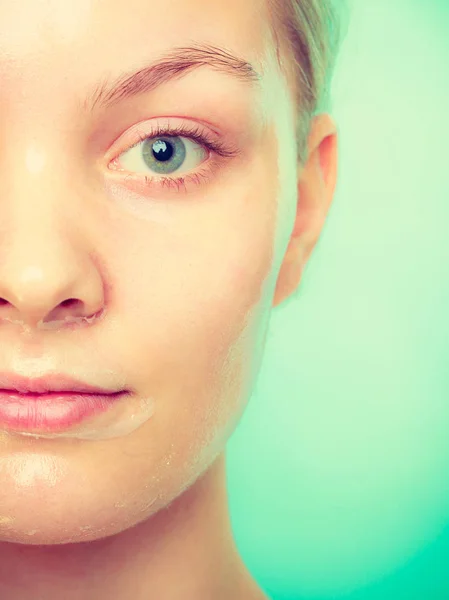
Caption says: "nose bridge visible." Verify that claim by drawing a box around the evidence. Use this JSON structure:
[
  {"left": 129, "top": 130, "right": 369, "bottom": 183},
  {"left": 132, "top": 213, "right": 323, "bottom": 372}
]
[
  {"left": 0, "top": 132, "right": 106, "bottom": 331},
  {"left": 0, "top": 137, "right": 81, "bottom": 260}
]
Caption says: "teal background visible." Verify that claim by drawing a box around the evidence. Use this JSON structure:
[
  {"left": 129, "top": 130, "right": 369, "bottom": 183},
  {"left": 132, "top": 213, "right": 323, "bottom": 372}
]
[{"left": 226, "top": 0, "right": 449, "bottom": 598}]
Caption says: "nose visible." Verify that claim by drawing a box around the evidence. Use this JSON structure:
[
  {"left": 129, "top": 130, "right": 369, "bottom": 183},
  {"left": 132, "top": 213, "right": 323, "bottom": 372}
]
[{"left": 0, "top": 206, "right": 106, "bottom": 333}]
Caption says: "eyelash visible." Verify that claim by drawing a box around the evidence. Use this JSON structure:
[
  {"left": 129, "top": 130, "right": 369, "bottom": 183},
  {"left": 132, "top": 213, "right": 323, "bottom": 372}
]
[{"left": 110, "top": 122, "right": 239, "bottom": 193}]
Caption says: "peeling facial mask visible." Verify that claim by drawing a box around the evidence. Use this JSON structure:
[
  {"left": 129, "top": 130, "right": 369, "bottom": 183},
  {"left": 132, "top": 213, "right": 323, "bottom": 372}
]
[
  {"left": 0, "top": 312, "right": 156, "bottom": 442},
  {"left": 4, "top": 393, "right": 155, "bottom": 442}
]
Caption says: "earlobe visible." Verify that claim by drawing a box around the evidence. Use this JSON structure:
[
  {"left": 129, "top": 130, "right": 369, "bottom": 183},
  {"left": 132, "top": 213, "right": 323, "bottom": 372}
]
[{"left": 272, "top": 114, "right": 338, "bottom": 308}]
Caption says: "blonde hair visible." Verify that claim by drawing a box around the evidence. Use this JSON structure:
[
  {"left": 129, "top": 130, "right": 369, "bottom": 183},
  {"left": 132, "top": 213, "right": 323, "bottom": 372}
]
[{"left": 269, "top": 0, "right": 346, "bottom": 164}]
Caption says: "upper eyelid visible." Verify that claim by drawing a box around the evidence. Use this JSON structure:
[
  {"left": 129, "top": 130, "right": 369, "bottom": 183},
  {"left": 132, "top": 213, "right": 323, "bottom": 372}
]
[
  {"left": 126, "top": 128, "right": 208, "bottom": 152},
  {"left": 106, "top": 119, "right": 213, "bottom": 158}
]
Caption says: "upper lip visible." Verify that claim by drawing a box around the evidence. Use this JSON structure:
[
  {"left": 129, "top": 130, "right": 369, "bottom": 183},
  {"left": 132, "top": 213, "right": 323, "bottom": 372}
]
[{"left": 0, "top": 373, "right": 123, "bottom": 395}]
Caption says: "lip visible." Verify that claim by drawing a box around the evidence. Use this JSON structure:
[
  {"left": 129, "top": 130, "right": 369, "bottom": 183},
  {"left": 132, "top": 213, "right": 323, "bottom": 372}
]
[
  {"left": 0, "top": 372, "right": 121, "bottom": 395},
  {"left": 0, "top": 372, "right": 127, "bottom": 433}
]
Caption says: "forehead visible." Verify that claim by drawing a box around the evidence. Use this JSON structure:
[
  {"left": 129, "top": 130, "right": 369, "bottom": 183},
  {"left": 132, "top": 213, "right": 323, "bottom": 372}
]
[{"left": 0, "top": 0, "right": 274, "bottom": 74}]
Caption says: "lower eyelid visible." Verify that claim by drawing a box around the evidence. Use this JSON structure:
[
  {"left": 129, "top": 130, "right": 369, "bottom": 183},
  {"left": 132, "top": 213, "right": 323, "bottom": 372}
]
[{"left": 113, "top": 160, "right": 218, "bottom": 195}]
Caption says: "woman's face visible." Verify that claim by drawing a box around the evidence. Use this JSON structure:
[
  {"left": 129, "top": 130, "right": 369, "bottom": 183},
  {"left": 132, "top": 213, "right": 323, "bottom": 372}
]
[{"left": 0, "top": 0, "right": 305, "bottom": 544}]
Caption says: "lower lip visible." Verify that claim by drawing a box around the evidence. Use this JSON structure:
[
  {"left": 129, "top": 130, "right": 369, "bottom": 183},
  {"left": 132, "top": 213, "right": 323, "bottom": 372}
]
[{"left": 0, "top": 390, "right": 126, "bottom": 433}]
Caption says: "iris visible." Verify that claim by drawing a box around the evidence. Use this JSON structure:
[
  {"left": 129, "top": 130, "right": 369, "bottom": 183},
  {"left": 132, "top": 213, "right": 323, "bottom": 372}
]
[{"left": 142, "top": 136, "right": 186, "bottom": 174}]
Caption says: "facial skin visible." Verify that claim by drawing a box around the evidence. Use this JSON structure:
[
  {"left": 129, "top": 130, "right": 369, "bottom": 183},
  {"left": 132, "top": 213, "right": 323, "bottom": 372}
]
[{"left": 0, "top": 0, "right": 337, "bottom": 598}]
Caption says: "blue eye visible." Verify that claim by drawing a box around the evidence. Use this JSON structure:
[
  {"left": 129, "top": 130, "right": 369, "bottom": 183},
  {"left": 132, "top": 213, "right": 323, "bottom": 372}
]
[
  {"left": 118, "top": 134, "right": 208, "bottom": 177},
  {"left": 108, "top": 122, "right": 241, "bottom": 194},
  {"left": 142, "top": 136, "right": 186, "bottom": 174}
]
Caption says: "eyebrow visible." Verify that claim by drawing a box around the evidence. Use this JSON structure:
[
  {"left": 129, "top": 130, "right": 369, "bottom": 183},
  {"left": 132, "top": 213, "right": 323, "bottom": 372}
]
[{"left": 82, "top": 43, "right": 262, "bottom": 113}]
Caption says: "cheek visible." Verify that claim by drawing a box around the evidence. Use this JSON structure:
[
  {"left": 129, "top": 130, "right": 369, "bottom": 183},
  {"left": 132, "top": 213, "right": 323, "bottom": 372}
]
[
  {"left": 116, "top": 201, "right": 274, "bottom": 389},
  {"left": 106, "top": 176, "right": 277, "bottom": 453}
]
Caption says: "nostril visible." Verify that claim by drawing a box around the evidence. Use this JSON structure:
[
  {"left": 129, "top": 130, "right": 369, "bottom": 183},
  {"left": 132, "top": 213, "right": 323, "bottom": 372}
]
[{"left": 60, "top": 299, "right": 78, "bottom": 308}]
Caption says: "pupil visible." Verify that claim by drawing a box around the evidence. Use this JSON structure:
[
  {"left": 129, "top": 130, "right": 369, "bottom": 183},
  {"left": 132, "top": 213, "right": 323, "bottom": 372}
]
[{"left": 152, "top": 139, "right": 174, "bottom": 162}]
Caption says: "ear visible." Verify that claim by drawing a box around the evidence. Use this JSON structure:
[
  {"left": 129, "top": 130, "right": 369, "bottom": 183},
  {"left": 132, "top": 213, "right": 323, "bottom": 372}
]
[{"left": 272, "top": 113, "right": 338, "bottom": 308}]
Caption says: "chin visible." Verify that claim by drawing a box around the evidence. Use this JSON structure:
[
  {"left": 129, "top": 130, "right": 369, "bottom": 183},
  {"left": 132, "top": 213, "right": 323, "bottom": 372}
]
[
  {"left": 0, "top": 459, "right": 151, "bottom": 546},
  {"left": 0, "top": 449, "right": 203, "bottom": 547},
  {"left": 0, "top": 491, "right": 136, "bottom": 546}
]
